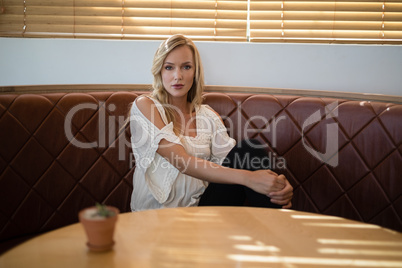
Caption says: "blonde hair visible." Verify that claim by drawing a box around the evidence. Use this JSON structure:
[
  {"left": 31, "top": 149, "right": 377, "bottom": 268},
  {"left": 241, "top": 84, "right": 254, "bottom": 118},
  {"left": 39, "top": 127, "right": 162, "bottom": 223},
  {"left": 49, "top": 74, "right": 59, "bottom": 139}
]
[{"left": 151, "top": 34, "right": 205, "bottom": 134}]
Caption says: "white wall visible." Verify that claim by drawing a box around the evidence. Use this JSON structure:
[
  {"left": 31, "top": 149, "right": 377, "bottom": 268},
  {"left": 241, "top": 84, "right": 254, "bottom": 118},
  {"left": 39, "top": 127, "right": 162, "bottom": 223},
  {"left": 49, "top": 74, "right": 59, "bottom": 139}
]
[{"left": 1, "top": 38, "right": 401, "bottom": 96}]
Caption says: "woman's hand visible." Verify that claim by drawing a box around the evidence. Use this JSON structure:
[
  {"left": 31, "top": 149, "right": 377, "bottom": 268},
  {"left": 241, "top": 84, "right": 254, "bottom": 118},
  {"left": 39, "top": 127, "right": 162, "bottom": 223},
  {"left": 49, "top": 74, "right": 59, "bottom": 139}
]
[
  {"left": 246, "top": 171, "right": 293, "bottom": 209},
  {"left": 268, "top": 175, "right": 293, "bottom": 209},
  {"left": 246, "top": 170, "right": 286, "bottom": 195}
]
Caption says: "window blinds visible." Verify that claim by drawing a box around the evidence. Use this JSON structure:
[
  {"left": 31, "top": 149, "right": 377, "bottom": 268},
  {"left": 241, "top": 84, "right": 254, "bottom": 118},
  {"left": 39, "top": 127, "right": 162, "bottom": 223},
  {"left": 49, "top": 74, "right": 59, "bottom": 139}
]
[
  {"left": 0, "top": 0, "right": 248, "bottom": 41},
  {"left": 250, "top": 1, "right": 402, "bottom": 43},
  {"left": 0, "top": 0, "right": 401, "bottom": 43}
]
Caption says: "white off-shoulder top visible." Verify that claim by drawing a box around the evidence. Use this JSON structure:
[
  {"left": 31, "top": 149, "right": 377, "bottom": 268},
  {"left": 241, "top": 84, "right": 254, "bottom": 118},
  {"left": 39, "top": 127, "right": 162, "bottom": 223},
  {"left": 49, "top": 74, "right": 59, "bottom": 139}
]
[{"left": 129, "top": 96, "right": 236, "bottom": 211}]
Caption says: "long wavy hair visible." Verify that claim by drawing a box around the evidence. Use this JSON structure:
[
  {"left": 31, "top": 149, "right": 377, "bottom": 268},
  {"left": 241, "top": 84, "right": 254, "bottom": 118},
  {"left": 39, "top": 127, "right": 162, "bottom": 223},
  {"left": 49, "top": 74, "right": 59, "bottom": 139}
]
[{"left": 151, "top": 34, "right": 205, "bottom": 134}]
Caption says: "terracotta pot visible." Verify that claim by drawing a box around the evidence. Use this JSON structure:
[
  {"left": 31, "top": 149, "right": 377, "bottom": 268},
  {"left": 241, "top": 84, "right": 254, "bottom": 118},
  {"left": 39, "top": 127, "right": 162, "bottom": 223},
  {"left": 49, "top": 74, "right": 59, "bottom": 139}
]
[{"left": 79, "top": 206, "right": 119, "bottom": 252}]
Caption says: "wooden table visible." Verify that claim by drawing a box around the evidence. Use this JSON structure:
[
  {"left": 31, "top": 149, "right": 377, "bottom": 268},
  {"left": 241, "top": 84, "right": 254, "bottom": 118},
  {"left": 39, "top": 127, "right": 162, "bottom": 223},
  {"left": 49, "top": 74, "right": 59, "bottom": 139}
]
[{"left": 1, "top": 206, "right": 402, "bottom": 268}]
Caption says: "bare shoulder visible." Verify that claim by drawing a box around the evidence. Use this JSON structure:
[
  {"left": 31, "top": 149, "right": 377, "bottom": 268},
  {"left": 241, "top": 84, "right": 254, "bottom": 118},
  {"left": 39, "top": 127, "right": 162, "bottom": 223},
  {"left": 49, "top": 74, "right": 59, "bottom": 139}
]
[
  {"left": 135, "top": 95, "right": 154, "bottom": 109},
  {"left": 134, "top": 95, "right": 166, "bottom": 129}
]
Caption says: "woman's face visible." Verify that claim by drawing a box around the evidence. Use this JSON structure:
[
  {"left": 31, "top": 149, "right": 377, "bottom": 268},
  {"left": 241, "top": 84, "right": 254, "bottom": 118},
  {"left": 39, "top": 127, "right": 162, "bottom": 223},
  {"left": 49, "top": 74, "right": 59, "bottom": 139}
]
[{"left": 161, "top": 45, "right": 195, "bottom": 101}]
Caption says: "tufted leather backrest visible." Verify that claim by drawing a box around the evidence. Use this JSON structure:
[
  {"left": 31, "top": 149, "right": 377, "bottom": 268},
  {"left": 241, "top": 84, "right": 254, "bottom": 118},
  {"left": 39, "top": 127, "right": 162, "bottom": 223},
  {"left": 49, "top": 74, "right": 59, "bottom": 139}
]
[
  {"left": 204, "top": 92, "right": 402, "bottom": 232},
  {"left": 0, "top": 91, "right": 401, "bottom": 244},
  {"left": 0, "top": 92, "right": 138, "bottom": 242}
]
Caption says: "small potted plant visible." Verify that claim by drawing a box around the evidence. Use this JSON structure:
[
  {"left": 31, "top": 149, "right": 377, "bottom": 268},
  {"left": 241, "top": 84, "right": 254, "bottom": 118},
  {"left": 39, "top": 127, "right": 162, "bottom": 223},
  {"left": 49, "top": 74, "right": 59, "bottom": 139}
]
[{"left": 79, "top": 203, "right": 119, "bottom": 252}]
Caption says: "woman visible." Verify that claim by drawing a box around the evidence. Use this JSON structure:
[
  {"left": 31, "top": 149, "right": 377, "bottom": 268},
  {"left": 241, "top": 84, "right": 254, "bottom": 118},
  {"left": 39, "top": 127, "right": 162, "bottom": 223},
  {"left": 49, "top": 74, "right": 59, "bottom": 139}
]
[{"left": 130, "top": 34, "right": 293, "bottom": 211}]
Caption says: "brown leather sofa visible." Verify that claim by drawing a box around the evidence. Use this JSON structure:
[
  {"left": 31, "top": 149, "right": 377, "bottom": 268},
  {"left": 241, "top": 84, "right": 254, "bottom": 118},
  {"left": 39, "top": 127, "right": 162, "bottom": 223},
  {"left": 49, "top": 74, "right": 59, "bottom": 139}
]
[{"left": 1, "top": 89, "right": 401, "bottom": 254}]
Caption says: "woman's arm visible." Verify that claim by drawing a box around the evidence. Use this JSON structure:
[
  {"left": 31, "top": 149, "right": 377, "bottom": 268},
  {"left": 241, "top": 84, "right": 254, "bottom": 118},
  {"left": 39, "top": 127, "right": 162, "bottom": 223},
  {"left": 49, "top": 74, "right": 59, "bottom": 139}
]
[
  {"left": 158, "top": 137, "right": 286, "bottom": 194},
  {"left": 135, "top": 96, "right": 292, "bottom": 200}
]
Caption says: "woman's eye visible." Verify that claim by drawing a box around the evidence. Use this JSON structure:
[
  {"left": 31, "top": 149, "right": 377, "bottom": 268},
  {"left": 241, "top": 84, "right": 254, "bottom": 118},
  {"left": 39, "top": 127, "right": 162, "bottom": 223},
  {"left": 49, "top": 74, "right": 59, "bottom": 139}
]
[
  {"left": 183, "top": 65, "right": 192, "bottom": 70},
  {"left": 164, "top": 65, "right": 173, "bottom": 70}
]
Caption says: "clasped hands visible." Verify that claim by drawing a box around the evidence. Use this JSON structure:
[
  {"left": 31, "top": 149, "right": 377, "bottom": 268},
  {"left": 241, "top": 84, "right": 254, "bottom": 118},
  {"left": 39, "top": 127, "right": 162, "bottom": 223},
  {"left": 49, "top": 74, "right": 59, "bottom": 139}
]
[{"left": 248, "top": 169, "right": 293, "bottom": 209}]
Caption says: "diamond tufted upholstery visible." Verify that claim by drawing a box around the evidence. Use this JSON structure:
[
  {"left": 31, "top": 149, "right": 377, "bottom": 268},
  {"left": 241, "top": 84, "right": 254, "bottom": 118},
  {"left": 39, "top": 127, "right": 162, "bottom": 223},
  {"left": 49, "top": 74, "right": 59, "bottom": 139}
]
[{"left": 0, "top": 90, "right": 401, "bottom": 253}]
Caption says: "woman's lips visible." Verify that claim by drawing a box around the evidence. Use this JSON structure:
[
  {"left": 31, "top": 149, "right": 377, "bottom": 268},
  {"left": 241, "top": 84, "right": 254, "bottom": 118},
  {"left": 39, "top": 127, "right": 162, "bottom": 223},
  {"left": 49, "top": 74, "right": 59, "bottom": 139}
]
[{"left": 172, "top": 84, "right": 184, "bottom": 89}]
